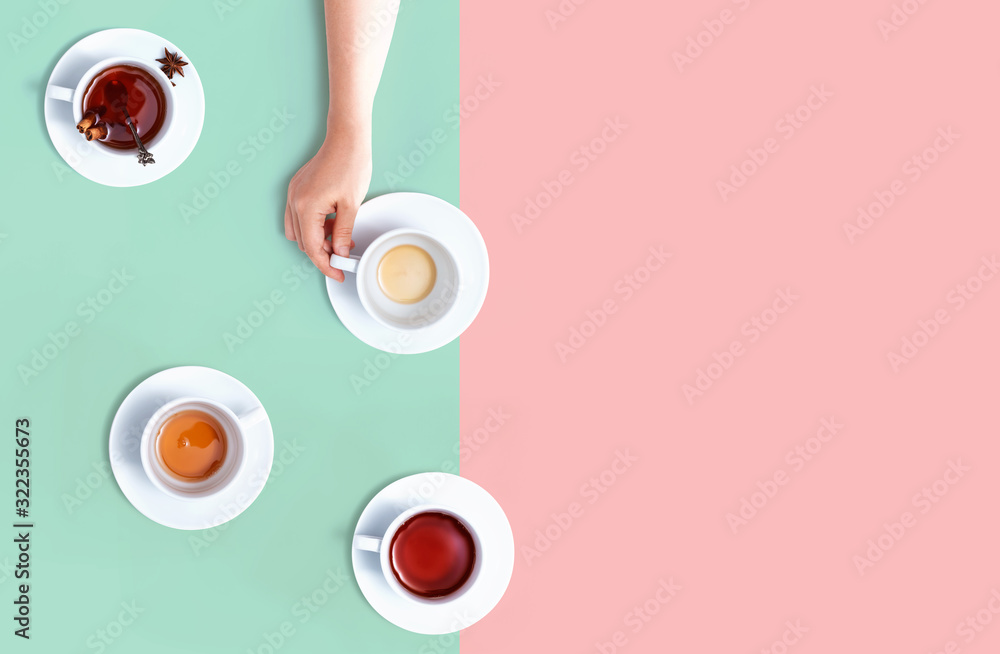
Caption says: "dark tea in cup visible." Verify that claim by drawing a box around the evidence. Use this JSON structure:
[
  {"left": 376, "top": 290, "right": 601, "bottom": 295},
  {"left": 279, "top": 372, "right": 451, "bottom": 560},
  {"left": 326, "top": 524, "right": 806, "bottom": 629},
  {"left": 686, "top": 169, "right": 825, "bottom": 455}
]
[
  {"left": 81, "top": 64, "right": 167, "bottom": 150},
  {"left": 388, "top": 511, "right": 476, "bottom": 598}
]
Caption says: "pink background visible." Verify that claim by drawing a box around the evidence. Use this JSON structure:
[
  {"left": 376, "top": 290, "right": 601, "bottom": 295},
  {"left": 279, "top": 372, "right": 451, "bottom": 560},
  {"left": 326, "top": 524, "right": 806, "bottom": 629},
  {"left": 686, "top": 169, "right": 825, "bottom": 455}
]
[{"left": 460, "top": 1, "right": 1000, "bottom": 652}]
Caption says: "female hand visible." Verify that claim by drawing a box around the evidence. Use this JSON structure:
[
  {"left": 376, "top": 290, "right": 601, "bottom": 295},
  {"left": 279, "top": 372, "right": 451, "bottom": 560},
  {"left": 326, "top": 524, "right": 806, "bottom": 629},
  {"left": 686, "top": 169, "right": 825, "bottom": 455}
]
[{"left": 284, "top": 123, "right": 372, "bottom": 281}]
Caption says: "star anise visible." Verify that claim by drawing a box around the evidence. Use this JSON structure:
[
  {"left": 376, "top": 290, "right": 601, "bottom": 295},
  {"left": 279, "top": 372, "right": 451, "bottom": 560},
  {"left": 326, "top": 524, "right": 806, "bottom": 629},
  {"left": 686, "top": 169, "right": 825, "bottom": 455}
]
[{"left": 156, "top": 48, "right": 188, "bottom": 84}]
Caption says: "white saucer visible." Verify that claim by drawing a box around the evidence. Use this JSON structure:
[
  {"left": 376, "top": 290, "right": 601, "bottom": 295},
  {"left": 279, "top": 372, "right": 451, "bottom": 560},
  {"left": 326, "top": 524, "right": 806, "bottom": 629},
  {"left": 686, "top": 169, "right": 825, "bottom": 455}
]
[
  {"left": 44, "top": 28, "right": 205, "bottom": 187},
  {"left": 326, "top": 193, "right": 489, "bottom": 354},
  {"left": 109, "top": 366, "right": 274, "bottom": 530},
  {"left": 352, "top": 473, "right": 514, "bottom": 634}
]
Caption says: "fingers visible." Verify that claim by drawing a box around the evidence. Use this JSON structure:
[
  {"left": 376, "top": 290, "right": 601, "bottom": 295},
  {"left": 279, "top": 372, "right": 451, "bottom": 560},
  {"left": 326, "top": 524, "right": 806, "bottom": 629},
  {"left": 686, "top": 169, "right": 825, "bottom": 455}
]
[
  {"left": 323, "top": 217, "right": 334, "bottom": 251},
  {"left": 290, "top": 204, "right": 304, "bottom": 251},
  {"left": 322, "top": 221, "right": 355, "bottom": 250},
  {"left": 331, "top": 202, "right": 359, "bottom": 257},
  {"left": 285, "top": 172, "right": 304, "bottom": 249},
  {"left": 301, "top": 212, "right": 344, "bottom": 282},
  {"left": 321, "top": 234, "right": 354, "bottom": 255},
  {"left": 283, "top": 200, "right": 295, "bottom": 241},
  {"left": 321, "top": 238, "right": 353, "bottom": 256}
]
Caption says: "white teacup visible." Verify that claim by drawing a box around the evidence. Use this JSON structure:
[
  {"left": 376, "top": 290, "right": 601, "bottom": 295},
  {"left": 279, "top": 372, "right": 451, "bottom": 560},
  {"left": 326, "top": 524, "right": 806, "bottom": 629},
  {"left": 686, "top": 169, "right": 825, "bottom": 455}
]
[
  {"left": 46, "top": 56, "right": 175, "bottom": 158},
  {"left": 139, "top": 397, "right": 264, "bottom": 501},
  {"left": 330, "top": 229, "right": 460, "bottom": 331},
  {"left": 354, "top": 504, "right": 483, "bottom": 605}
]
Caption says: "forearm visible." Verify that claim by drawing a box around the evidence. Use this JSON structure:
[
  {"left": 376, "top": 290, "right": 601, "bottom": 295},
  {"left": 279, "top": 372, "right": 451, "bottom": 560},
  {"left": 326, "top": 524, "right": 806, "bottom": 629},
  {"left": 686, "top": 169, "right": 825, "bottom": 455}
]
[{"left": 324, "top": 0, "right": 398, "bottom": 137}]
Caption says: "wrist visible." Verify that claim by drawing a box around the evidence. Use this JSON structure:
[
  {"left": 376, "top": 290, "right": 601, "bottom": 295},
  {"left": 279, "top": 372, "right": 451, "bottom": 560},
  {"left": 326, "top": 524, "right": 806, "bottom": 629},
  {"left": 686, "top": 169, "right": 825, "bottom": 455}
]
[{"left": 327, "top": 104, "right": 372, "bottom": 140}]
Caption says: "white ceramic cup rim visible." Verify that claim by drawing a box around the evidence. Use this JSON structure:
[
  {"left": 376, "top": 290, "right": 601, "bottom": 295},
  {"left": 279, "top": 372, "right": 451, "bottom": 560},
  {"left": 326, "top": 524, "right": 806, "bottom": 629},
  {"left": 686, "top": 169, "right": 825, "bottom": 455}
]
[
  {"left": 330, "top": 228, "right": 461, "bottom": 332},
  {"left": 355, "top": 504, "right": 483, "bottom": 606},
  {"left": 139, "top": 397, "right": 253, "bottom": 501},
  {"left": 47, "top": 55, "right": 175, "bottom": 157}
]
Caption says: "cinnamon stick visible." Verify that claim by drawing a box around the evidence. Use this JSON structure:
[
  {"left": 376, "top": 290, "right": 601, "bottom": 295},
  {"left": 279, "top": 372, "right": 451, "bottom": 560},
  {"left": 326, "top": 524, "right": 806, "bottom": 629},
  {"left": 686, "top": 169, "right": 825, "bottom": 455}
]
[
  {"left": 84, "top": 123, "right": 108, "bottom": 141},
  {"left": 77, "top": 110, "right": 99, "bottom": 133}
]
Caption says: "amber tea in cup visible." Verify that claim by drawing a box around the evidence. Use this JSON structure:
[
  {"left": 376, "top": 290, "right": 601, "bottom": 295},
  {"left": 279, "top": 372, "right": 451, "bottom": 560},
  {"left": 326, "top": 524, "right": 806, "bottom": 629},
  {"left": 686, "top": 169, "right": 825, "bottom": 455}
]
[{"left": 155, "top": 409, "right": 227, "bottom": 482}]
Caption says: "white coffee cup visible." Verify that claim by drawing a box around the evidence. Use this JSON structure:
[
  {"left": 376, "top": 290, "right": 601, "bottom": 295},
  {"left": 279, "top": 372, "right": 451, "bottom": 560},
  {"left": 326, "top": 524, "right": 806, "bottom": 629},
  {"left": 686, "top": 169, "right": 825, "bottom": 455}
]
[
  {"left": 46, "top": 56, "right": 175, "bottom": 158},
  {"left": 354, "top": 504, "right": 483, "bottom": 605},
  {"left": 330, "top": 228, "right": 460, "bottom": 331},
  {"left": 139, "top": 397, "right": 265, "bottom": 501}
]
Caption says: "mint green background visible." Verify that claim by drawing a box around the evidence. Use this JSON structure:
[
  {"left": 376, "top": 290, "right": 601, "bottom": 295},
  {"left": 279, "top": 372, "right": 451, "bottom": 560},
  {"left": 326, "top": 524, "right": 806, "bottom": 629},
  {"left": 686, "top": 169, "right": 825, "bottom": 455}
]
[{"left": 0, "top": 2, "right": 458, "bottom": 652}]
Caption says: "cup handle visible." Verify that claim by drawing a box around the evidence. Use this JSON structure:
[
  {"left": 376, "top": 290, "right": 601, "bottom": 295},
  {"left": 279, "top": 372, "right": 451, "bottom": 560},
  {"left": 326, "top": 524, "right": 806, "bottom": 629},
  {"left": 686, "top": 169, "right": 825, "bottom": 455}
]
[
  {"left": 353, "top": 535, "right": 382, "bottom": 552},
  {"left": 237, "top": 406, "right": 268, "bottom": 430},
  {"left": 46, "top": 85, "right": 73, "bottom": 102},
  {"left": 330, "top": 253, "right": 361, "bottom": 274}
]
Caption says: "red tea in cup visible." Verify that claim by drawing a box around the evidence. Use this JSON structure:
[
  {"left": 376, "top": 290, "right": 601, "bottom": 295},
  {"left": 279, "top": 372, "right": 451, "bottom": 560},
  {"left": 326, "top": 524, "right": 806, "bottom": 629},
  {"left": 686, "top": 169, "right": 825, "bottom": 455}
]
[
  {"left": 388, "top": 511, "right": 476, "bottom": 598},
  {"left": 81, "top": 65, "right": 167, "bottom": 150}
]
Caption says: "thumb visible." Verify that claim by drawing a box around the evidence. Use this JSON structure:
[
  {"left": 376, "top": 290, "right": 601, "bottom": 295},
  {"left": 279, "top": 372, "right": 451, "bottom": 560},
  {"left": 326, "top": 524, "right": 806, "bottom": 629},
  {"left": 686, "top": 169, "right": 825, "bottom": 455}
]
[{"left": 332, "top": 202, "right": 359, "bottom": 257}]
